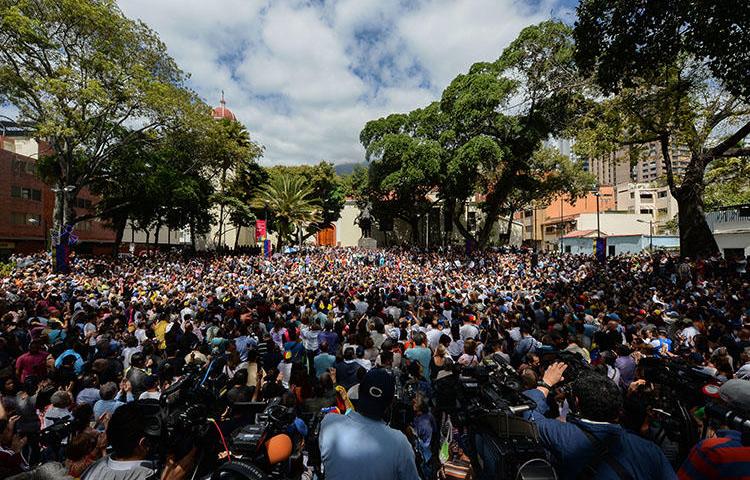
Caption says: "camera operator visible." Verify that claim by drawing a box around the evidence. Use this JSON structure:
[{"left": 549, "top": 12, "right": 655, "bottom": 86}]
[
  {"left": 524, "top": 362, "right": 675, "bottom": 480},
  {"left": 81, "top": 402, "right": 196, "bottom": 480},
  {"left": 677, "top": 379, "right": 750, "bottom": 479},
  {"left": 319, "top": 368, "right": 420, "bottom": 480}
]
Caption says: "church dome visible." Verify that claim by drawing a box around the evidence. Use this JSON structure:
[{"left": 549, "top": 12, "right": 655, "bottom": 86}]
[{"left": 212, "top": 91, "right": 236, "bottom": 121}]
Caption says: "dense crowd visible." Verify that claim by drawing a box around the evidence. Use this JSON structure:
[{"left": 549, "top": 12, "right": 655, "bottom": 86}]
[{"left": 0, "top": 247, "right": 748, "bottom": 480}]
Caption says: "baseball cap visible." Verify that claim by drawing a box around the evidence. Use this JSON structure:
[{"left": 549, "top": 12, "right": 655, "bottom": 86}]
[
  {"left": 357, "top": 368, "right": 396, "bottom": 420},
  {"left": 719, "top": 379, "right": 750, "bottom": 411}
]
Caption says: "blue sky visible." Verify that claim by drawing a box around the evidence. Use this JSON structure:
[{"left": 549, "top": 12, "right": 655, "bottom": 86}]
[{"left": 14, "top": 0, "right": 579, "bottom": 165}]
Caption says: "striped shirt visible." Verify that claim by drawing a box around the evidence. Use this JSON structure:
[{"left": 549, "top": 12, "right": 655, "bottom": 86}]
[{"left": 678, "top": 430, "right": 750, "bottom": 480}]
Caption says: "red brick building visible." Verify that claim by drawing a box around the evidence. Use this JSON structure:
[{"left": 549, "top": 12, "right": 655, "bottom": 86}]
[{"left": 0, "top": 125, "right": 115, "bottom": 257}]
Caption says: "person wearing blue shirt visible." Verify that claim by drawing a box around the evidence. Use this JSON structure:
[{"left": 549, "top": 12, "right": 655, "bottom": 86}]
[
  {"left": 55, "top": 341, "right": 84, "bottom": 375},
  {"left": 314, "top": 343, "right": 336, "bottom": 378},
  {"left": 319, "top": 368, "right": 419, "bottom": 480},
  {"left": 523, "top": 362, "right": 676, "bottom": 480},
  {"left": 404, "top": 332, "right": 432, "bottom": 379}
]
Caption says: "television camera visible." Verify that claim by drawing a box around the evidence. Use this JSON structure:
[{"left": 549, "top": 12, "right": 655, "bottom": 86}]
[{"left": 435, "top": 353, "right": 556, "bottom": 480}]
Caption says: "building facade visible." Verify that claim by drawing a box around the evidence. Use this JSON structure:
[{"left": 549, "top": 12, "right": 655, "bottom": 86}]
[
  {"left": 705, "top": 204, "right": 750, "bottom": 259},
  {"left": 615, "top": 182, "right": 678, "bottom": 233},
  {"left": 0, "top": 125, "right": 115, "bottom": 258},
  {"left": 517, "top": 187, "right": 617, "bottom": 251}
]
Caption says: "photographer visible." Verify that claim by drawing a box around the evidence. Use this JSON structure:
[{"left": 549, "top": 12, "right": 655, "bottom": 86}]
[
  {"left": 524, "top": 362, "right": 675, "bottom": 480},
  {"left": 677, "top": 379, "right": 750, "bottom": 479},
  {"left": 81, "top": 402, "right": 196, "bottom": 480},
  {"left": 319, "top": 368, "right": 420, "bottom": 480}
]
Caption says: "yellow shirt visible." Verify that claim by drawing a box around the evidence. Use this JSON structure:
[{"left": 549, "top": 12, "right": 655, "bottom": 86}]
[{"left": 154, "top": 320, "right": 168, "bottom": 350}]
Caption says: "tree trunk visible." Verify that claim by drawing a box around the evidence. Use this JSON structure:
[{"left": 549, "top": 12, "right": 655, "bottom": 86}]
[
  {"left": 145, "top": 230, "right": 151, "bottom": 255},
  {"left": 189, "top": 219, "right": 196, "bottom": 252},
  {"left": 153, "top": 223, "right": 161, "bottom": 254},
  {"left": 410, "top": 217, "right": 420, "bottom": 243},
  {"left": 443, "top": 199, "right": 455, "bottom": 246},
  {"left": 673, "top": 184, "right": 719, "bottom": 258},
  {"left": 503, "top": 206, "right": 516, "bottom": 245},
  {"left": 234, "top": 226, "right": 241, "bottom": 250},
  {"left": 217, "top": 168, "right": 228, "bottom": 248},
  {"left": 112, "top": 216, "right": 127, "bottom": 258},
  {"left": 452, "top": 201, "right": 476, "bottom": 244},
  {"left": 477, "top": 201, "right": 502, "bottom": 249}
]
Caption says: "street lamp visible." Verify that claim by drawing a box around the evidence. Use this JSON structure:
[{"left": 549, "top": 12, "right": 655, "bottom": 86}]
[
  {"left": 591, "top": 189, "right": 602, "bottom": 240},
  {"left": 637, "top": 218, "right": 654, "bottom": 252}
]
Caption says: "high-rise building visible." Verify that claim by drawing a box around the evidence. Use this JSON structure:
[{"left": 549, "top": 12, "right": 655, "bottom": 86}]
[
  {"left": 633, "top": 142, "right": 691, "bottom": 183},
  {"left": 587, "top": 149, "right": 631, "bottom": 186}
]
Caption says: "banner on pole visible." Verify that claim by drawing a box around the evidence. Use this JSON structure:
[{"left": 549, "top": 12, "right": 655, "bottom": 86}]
[{"left": 255, "top": 220, "right": 266, "bottom": 240}]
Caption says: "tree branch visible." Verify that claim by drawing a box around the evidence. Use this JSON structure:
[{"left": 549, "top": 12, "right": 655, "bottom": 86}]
[
  {"left": 710, "top": 119, "right": 750, "bottom": 157},
  {"left": 659, "top": 134, "right": 677, "bottom": 193},
  {"left": 719, "top": 148, "right": 750, "bottom": 157}
]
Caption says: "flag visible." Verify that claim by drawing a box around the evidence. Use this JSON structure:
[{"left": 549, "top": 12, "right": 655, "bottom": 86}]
[{"left": 255, "top": 220, "right": 266, "bottom": 240}]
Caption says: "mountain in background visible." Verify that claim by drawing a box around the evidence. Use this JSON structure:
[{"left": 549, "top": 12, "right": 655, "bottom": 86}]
[{"left": 335, "top": 162, "right": 366, "bottom": 176}]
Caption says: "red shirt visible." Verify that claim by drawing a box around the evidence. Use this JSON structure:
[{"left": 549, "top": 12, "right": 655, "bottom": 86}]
[{"left": 15, "top": 351, "right": 48, "bottom": 382}]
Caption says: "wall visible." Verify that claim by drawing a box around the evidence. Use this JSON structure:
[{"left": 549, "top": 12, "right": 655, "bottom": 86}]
[
  {"left": 714, "top": 233, "right": 750, "bottom": 257},
  {"left": 333, "top": 199, "right": 523, "bottom": 248},
  {"left": 562, "top": 234, "right": 679, "bottom": 256},
  {"left": 576, "top": 213, "right": 651, "bottom": 235}
]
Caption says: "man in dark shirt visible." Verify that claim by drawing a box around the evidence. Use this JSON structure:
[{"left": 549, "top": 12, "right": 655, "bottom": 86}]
[{"left": 334, "top": 347, "right": 361, "bottom": 390}]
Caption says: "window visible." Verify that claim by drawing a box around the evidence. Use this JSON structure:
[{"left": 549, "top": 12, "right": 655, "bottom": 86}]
[
  {"left": 10, "top": 160, "right": 36, "bottom": 176},
  {"left": 545, "top": 226, "right": 557, "bottom": 234},
  {"left": 77, "top": 220, "right": 92, "bottom": 231},
  {"left": 640, "top": 193, "right": 654, "bottom": 201},
  {"left": 608, "top": 245, "right": 616, "bottom": 256},
  {"left": 658, "top": 191, "right": 668, "bottom": 198},
  {"left": 10, "top": 212, "right": 40, "bottom": 225},
  {"left": 564, "top": 245, "right": 572, "bottom": 253},
  {"left": 525, "top": 225, "right": 533, "bottom": 233},
  {"left": 10, "top": 212, "right": 26, "bottom": 225},
  {"left": 657, "top": 208, "right": 668, "bottom": 216},
  {"left": 640, "top": 208, "right": 652, "bottom": 215},
  {"left": 11, "top": 185, "right": 41, "bottom": 201},
  {"left": 75, "top": 198, "right": 93, "bottom": 209},
  {"left": 524, "top": 210, "right": 533, "bottom": 217},
  {"left": 724, "top": 248, "right": 745, "bottom": 260},
  {"left": 630, "top": 192, "right": 634, "bottom": 199}
]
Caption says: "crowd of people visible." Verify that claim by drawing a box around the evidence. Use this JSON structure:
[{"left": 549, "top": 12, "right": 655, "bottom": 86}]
[{"left": 0, "top": 246, "right": 748, "bottom": 480}]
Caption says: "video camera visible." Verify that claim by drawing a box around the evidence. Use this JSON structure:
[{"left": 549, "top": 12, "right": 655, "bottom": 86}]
[
  {"left": 435, "top": 353, "right": 555, "bottom": 480},
  {"left": 635, "top": 357, "right": 721, "bottom": 463},
  {"left": 212, "top": 399, "right": 303, "bottom": 480},
  {"left": 135, "top": 357, "right": 230, "bottom": 473}
]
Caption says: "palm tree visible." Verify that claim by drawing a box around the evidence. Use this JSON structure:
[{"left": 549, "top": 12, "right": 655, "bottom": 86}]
[{"left": 252, "top": 173, "right": 322, "bottom": 249}]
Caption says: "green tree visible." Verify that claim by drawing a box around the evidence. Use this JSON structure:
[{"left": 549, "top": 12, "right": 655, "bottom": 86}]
[
  {"left": 251, "top": 174, "right": 321, "bottom": 249},
  {"left": 224, "top": 159, "right": 268, "bottom": 248},
  {"left": 206, "top": 120, "right": 264, "bottom": 247},
  {"left": 574, "top": 0, "right": 750, "bottom": 257},
  {"left": 265, "top": 162, "right": 345, "bottom": 239},
  {"left": 0, "top": 0, "right": 199, "bottom": 237},
  {"left": 704, "top": 156, "right": 750, "bottom": 209},
  {"left": 360, "top": 21, "right": 589, "bottom": 247}
]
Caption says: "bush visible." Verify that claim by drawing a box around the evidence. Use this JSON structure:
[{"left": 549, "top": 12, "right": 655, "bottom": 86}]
[{"left": 0, "top": 262, "right": 14, "bottom": 278}]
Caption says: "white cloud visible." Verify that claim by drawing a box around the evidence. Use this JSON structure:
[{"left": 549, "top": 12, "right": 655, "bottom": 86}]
[{"left": 9, "top": 0, "right": 565, "bottom": 165}]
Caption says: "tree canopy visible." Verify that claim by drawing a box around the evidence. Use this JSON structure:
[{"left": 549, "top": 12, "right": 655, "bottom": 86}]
[
  {"left": 359, "top": 21, "right": 593, "bottom": 247},
  {"left": 0, "top": 0, "right": 202, "bottom": 234},
  {"left": 575, "top": 0, "right": 750, "bottom": 257}
]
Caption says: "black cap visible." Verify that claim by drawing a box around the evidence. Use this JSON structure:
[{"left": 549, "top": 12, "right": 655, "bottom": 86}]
[{"left": 357, "top": 368, "right": 396, "bottom": 420}]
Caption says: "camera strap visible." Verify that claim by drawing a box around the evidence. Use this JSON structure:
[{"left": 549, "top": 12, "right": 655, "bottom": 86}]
[{"left": 573, "top": 420, "right": 634, "bottom": 480}]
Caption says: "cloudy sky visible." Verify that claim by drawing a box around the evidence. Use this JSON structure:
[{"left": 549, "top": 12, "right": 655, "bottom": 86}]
[{"left": 10, "top": 0, "right": 578, "bottom": 165}]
